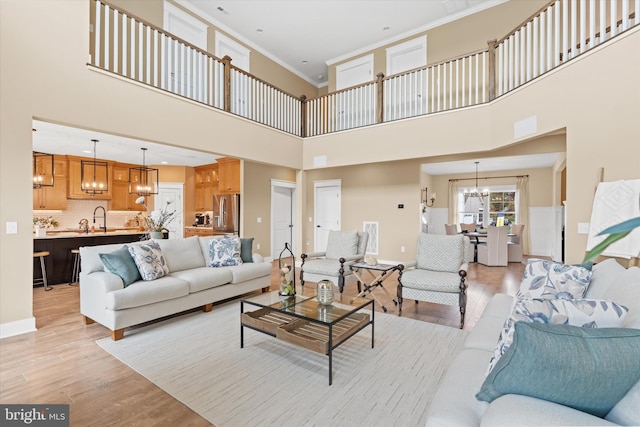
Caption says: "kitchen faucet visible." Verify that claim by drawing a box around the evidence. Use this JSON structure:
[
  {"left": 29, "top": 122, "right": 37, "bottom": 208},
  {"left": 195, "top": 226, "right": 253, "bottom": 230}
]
[{"left": 93, "top": 206, "right": 107, "bottom": 232}]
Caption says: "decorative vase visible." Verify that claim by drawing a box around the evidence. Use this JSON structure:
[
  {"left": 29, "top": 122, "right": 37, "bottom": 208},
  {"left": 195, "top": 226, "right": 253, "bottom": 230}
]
[
  {"left": 150, "top": 231, "right": 163, "bottom": 239},
  {"left": 35, "top": 226, "right": 45, "bottom": 237},
  {"left": 316, "top": 280, "right": 334, "bottom": 305}
]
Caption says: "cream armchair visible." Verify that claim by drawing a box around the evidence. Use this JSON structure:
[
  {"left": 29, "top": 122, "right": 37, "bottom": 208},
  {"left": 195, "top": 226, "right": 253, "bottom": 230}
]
[
  {"left": 300, "top": 230, "right": 369, "bottom": 293},
  {"left": 398, "top": 233, "right": 470, "bottom": 328}
]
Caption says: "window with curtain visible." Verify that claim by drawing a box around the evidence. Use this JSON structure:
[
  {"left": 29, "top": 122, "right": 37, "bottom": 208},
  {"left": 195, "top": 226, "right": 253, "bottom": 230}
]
[{"left": 457, "top": 185, "right": 517, "bottom": 226}]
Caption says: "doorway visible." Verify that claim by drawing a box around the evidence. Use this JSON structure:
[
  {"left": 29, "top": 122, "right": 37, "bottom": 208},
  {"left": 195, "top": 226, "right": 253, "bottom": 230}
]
[
  {"left": 314, "top": 180, "right": 341, "bottom": 252},
  {"left": 271, "top": 180, "right": 296, "bottom": 259},
  {"left": 155, "top": 183, "right": 184, "bottom": 239}
]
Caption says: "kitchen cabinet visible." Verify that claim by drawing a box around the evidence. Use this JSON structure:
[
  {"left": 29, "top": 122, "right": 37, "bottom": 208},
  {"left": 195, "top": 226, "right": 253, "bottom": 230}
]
[
  {"left": 194, "top": 164, "right": 218, "bottom": 211},
  {"left": 33, "top": 155, "right": 68, "bottom": 210},
  {"left": 217, "top": 157, "right": 240, "bottom": 194},
  {"left": 110, "top": 163, "right": 141, "bottom": 210},
  {"left": 184, "top": 227, "right": 215, "bottom": 237},
  {"left": 67, "top": 156, "right": 112, "bottom": 200}
]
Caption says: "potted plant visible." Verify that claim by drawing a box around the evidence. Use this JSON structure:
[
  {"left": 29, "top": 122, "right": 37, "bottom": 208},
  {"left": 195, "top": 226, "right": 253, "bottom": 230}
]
[
  {"left": 33, "top": 216, "right": 59, "bottom": 237},
  {"left": 138, "top": 199, "right": 176, "bottom": 239}
]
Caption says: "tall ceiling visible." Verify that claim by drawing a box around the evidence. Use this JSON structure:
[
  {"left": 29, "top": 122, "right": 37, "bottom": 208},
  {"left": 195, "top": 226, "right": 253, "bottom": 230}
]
[{"left": 179, "top": 0, "right": 506, "bottom": 86}]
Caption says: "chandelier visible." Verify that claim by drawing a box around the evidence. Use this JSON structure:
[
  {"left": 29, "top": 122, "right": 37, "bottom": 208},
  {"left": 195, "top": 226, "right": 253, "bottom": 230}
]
[
  {"left": 129, "top": 148, "right": 159, "bottom": 196},
  {"left": 33, "top": 151, "right": 55, "bottom": 189},
  {"left": 464, "top": 161, "right": 489, "bottom": 199},
  {"left": 81, "top": 139, "right": 109, "bottom": 195}
]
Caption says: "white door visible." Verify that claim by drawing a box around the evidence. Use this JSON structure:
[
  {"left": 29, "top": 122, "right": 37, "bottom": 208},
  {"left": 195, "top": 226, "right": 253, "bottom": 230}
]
[
  {"left": 314, "top": 180, "right": 341, "bottom": 252},
  {"left": 271, "top": 181, "right": 295, "bottom": 258},
  {"left": 155, "top": 183, "right": 184, "bottom": 239}
]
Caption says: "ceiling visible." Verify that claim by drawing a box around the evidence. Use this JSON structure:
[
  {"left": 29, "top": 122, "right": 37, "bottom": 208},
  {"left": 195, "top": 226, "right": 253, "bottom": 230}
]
[
  {"left": 32, "top": 121, "right": 220, "bottom": 167},
  {"left": 421, "top": 153, "right": 561, "bottom": 176},
  {"left": 179, "top": 0, "right": 506, "bottom": 87}
]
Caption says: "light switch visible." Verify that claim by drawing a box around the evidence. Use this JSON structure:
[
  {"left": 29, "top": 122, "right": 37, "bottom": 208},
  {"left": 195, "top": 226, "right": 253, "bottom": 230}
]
[
  {"left": 6, "top": 221, "right": 18, "bottom": 234},
  {"left": 257, "top": 217, "right": 262, "bottom": 223}
]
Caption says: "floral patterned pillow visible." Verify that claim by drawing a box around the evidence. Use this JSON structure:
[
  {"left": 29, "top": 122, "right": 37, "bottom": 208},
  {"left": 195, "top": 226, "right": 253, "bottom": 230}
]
[
  {"left": 486, "top": 298, "right": 628, "bottom": 375},
  {"left": 517, "top": 260, "right": 592, "bottom": 300},
  {"left": 209, "top": 236, "right": 243, "bottom": 267},
  {"left": 128, "top": 241, "right": 170, "bottom": 281}
]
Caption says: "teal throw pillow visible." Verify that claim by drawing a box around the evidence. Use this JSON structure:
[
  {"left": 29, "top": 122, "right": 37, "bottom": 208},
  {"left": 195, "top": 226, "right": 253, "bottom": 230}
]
[
  {"left": 99, "top": 245, "right": 141, "bottom": 287},
  {"left": 240, "top": 237, "right": 254, "bottom": 263},
  {"left": 476, "top": 322, "right": 640, "bottom": 418}
]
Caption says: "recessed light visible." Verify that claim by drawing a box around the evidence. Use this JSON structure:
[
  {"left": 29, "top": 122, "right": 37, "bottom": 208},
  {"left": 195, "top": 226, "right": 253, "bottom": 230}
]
[
  {"left": 301, "top": 60, "right": 308, "bottom": 64},
  {"left": 82, "top": 150, "right": 92, "bottom": 154},
  {"left": 161, "top": 161, "right": 168, "bottom": 165},
  {"left": 383, "top": 26, "right": 390, "bottom": 31},
  {"left": 256, "top": 28, "right": 263, "bottom": 33}
]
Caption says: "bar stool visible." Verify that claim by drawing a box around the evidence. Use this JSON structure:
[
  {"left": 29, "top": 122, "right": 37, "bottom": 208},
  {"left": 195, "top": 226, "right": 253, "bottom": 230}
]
[
  {"left": 33, "top": 251, "right": 51, "bottom": 291},
  {"left": 70, "top": 248, "right": 80, "bottom": 285}
]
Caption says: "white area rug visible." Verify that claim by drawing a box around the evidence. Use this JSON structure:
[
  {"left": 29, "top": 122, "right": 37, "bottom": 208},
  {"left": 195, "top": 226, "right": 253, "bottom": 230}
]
[{"left": 97, "top": 302, "right": 467, "bottom": 427}]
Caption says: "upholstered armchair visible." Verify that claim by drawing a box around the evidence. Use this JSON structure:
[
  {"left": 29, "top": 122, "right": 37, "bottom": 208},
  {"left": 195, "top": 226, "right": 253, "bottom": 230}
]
[
  {"left": 398, "top": 233, "right": 470, "bottom": 328},
  {"left": 300, "top": 230, "right": 369, "bottom": 293},
  {"left": 507, "top": 224, "right": 525, "bottom": 262},
  {"left": 477, "top": 225, "right": 508, "bottom": 266}
]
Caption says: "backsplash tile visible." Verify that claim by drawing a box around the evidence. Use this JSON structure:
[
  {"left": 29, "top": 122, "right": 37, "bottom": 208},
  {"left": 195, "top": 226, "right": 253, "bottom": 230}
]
[{"left": 33, "top": 199, "right": 141, "bottom": 230}]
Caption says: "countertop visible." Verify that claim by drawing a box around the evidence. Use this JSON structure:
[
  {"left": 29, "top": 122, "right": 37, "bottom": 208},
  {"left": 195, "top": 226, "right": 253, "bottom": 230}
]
[{"left": 34, "top": 229, "right": 146, "bottom": 239}]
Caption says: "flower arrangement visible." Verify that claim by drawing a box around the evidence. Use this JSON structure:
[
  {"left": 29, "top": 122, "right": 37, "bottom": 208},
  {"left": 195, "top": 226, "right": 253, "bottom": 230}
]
[
  {"left": 138, "top": 199, "right": 176, "bottom": 232},
  {"left": 33, "top": 216, "right": 59, "bottom": 229}
]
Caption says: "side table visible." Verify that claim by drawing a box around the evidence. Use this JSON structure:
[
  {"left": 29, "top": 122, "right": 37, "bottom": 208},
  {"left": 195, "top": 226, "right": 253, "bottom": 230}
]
[{"left": 349, "top": 262, "right": 402, "bottom": 312}]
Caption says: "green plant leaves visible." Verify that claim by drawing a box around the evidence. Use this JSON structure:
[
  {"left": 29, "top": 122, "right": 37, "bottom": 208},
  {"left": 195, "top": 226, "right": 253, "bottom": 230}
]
[{"left": 582, "top": 217, "right": 640, "bottom": 263}]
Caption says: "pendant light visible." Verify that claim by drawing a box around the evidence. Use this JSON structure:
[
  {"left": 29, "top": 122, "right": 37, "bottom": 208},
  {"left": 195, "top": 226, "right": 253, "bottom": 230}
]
[
  {"left": 129, "top": 148, "right": 159, "bottom": 196},
  {"left": 464, "top": 161, "right": 489, "bottom": 198},
  {"left": 33, "top": 151, "right": 55, "bottom": 188},
  {"left": 81, "top": 139, "right": 109, "bottom": 195}
]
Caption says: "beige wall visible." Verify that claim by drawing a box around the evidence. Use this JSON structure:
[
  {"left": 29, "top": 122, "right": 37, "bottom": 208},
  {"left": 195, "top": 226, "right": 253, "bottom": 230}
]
[
  {"left": 304, "top": 161, "right": 555, "bottom": 261},
  {"left": 328, "top": 0, "right": 548, "bottom": 92},
  {"left": 242, "top": 161, "right": 297, "bottom": 258}
]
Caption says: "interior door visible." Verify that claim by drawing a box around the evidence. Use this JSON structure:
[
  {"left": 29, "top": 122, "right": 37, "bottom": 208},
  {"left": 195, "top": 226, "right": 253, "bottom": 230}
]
[
  {"left": 155, "top": 183, "right": 184, "bottom": 239},
  {"left": 314, "top": 181, "right": 341, "bottom": 252},
  {"left": 272, "top": 184, "right": 295, "bottom": 258}
]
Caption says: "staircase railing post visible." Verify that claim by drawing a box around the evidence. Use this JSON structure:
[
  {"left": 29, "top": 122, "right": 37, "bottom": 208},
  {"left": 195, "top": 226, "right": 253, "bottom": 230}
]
[
  {"left": 487, "top": 39, "right": 497, "bottom": 101},
  {"left": 300, "top": 95, "right": 307, "bottom": 137},
  {"left": 222, "top": 55, "right": 232, "bottom": 113},
  {"left": 376, "top": 72, "right": 385, "bottom": 124}
]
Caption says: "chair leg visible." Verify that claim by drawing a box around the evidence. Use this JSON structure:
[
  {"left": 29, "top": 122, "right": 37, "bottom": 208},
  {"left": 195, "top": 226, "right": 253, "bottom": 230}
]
[{"left": 397, "top": 285, "right": 403, "bottom": 315}]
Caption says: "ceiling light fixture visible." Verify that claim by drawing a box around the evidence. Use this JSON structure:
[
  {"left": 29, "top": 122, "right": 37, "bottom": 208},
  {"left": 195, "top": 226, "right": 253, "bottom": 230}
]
[
  {"left": 129, "top": 147, "right": 159, "bottom": 196},
  {"left": 33, "top": 151, "right": 55, "bottom": 189},
  {"left": 464, "top": 161, "right": 489, "bottom": 199},
  {"left": 81, "top": 139, "right": 109, "bottom": 195}
]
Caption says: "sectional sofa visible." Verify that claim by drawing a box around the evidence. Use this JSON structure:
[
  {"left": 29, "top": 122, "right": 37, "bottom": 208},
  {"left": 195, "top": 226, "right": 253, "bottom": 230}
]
[
  {"left": 426, "top": 258, "right": 640, "bottom": 426},
  {"left": 80, "top": 236, "right": 272, "bottom": 340}
]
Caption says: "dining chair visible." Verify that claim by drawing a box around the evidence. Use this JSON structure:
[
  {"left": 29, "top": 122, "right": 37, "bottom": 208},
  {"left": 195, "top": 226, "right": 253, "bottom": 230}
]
[
  {"left": 460, "top": 223, "right": 476, "bottom": 233},
  {"left": 477, "top": 225, "right": 508, "bottom": 266},
  {"left": 508, "top": 224, "right": 525, "bottom": 262},
  {"left": 444, "top": 224, "right": 458, "bottom": 235}
]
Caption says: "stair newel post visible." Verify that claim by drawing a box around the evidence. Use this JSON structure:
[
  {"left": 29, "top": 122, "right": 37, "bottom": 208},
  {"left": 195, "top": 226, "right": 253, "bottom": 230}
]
[
  {"left": 222, "top": 55, "right": 232, "bottom": 113},
  {"left": 376, "top": 72, "right": 385, "bottom": 124},
  {"left": 487, "top": 39, "right": 497, "bottom": 101}
]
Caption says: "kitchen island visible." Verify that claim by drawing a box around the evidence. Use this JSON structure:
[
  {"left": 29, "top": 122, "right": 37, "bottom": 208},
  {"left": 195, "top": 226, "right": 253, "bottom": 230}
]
[{"left": 33, "top": 230, "right": 147, "bottom": 286}]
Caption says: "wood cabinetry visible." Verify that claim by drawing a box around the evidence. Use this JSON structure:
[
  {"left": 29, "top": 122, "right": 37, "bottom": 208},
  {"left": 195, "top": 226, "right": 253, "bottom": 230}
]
[
  {"left": 217, "top": 157, "right": 240, "bottom": 194},
  {"left": 110, "top": 163, "right": 141, "bottom": 210},
  {"left": 194, "top": 164, "right": 218, "bottom": 211},
  {"left": 184, "top": 227, "right": 215, "bottom": 237},
  {"left": 33, "top": 155, "right": 68, "bottom": 210},
  {"left": 67, "top": 156, "right": 112, "bottom": 200}
]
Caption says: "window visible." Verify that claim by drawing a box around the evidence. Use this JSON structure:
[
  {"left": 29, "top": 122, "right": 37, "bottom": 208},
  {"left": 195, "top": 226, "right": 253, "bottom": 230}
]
[{"left": 457, "top": 186, "right": 516, "bottom": 226}]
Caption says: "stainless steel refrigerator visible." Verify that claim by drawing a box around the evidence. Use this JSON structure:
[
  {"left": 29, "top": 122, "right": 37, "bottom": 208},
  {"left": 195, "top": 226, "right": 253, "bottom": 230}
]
[{"left": 213, "top": 194, "right": 240, "bottom": 234}]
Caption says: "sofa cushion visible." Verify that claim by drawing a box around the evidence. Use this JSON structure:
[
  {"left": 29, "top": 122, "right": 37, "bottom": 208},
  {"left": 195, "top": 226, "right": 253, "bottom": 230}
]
[
  {"left": 209, "top": 235, "right": 243, "bottom": 267},
  {"left": 517, "top": 260, "right": 592, "bottom": 300},
  {"left": 601, "top": 266, "right": 640, "bottom": 328},
  {"left": 416, "top": 233, "right": 466, "bottom": 272},
  {"left": 325, "top": 230, "right": 358, "bottom": 259},
  {"left": 81, "top": 241, "right": 147, "bottom": 274},
  {"left": 98, "top": 245, "right": 141, "bottom": 287},
  {"left": 156, "top": 236, "right": 206, "bottom": 272},
  {"left": 170, "top": 267, "right": 233, "bottom": 293},
  {"left": 128, "top": 240, "right": 170, "bottom": 280},
  {"left": 487, "top": 298, "right": 629, "bottom": 374},
  {"left": 476, "top": 322, "right": 640, "bottom": 418},
  {"left": 584, "top": 258, "right": 627, "bottom": 299},
  {"left": 464, "top": 294, "right": 514, "bottom": 351},
  {"left": 400, "top": 268, "right": 462, "bottom": 293},
  {"left": 605, "top": 379, "right": 640, "bottom": 425},
  {"left": 240, "top": 237, "right": 254, "bottom": 263},
  {"left": 226, "top": 262, "right": 272, "bottom": 284},
  {"left": 106, "top": 275, "right": 190, "bottom": 310}
]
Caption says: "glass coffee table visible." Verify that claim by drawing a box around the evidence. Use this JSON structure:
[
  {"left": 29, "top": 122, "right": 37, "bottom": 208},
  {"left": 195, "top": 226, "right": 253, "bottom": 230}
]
[{"left": 240, "top": 291, "right": 374, "bottom": 385}]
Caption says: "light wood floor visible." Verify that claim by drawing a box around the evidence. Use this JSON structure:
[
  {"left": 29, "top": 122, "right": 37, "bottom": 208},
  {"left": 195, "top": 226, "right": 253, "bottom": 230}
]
[{"left": 0, "top": 260, "right": 526, "bottom": 426}]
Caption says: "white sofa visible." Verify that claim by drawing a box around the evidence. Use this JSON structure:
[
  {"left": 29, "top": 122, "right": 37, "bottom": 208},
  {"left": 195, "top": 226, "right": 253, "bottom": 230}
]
[
  {"left": 426, "top": 258, "right": 640, "bottom": 427},
  {"left": 80, "top": 236, "right": 272, "bottom": 340}
]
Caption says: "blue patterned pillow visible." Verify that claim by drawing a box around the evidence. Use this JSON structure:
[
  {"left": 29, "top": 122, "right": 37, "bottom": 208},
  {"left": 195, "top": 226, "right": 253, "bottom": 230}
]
[
  {"left": 209, "top": 236, "right": 243, "bottom": 267},
  {"left": 486, "top": 298, "right": 628, "bottom": 375},
  {"left": 517, "top": 260, "right": 592, "bottom": 300},
  {"left": 128, "top": 241, "right": 170, "bottom": 281}
]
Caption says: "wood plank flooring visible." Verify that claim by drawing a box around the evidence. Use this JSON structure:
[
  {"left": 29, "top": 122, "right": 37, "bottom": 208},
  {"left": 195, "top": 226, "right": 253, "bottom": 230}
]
[{"left": 0, "top": 260, "right": 526, "bottom": 426}]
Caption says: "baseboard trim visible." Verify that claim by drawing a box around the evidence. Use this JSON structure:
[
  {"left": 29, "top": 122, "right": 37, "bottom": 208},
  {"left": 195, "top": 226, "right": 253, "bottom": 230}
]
[{"left": 0, "top": 317, "right": 37, "bottom": 339}]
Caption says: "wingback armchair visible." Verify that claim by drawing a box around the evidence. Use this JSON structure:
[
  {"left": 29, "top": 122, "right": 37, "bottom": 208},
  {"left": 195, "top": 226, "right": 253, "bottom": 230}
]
[
  {"left": 398, "top": 233, "right": 470, "bottom": 328},
  {"left": 300, "top": 230, "right": 369, "bottom": 293}
]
